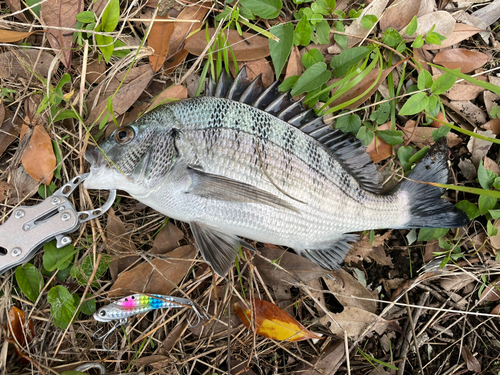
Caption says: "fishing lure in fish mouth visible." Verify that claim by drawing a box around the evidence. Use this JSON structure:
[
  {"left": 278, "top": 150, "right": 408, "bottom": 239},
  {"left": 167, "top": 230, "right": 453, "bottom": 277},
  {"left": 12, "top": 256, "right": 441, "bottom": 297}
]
[
  {"left": 84, "top": 66, "right": 469, "bottom": 277},
  {"left": 93, "top": 294, "right": 207, "bottom": 350}
]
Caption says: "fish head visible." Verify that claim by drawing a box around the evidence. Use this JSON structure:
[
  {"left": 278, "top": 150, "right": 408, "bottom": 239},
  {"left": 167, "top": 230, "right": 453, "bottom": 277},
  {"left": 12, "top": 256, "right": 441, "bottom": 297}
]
[{"left": 84, "top": 108, "right": 178, "bottom": 195}]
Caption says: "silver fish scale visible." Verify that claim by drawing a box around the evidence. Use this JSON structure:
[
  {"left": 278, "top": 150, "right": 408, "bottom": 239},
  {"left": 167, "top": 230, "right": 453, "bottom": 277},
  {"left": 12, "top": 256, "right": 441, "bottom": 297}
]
[{"left": 147, "top": 97, "right": 408, "bottom": 249}]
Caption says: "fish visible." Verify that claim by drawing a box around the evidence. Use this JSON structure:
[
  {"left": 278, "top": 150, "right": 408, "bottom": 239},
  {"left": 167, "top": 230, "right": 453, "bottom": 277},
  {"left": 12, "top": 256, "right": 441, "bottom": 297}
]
[{"left": 84, "top": 67, "right": 469, "bottom": 276}]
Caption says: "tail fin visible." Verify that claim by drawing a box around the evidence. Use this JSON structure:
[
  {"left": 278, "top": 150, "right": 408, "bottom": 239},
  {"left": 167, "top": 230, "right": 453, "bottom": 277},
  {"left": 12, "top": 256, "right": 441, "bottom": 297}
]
[{"left": 395, "top": 141, "right": 469, "bottom": 228}]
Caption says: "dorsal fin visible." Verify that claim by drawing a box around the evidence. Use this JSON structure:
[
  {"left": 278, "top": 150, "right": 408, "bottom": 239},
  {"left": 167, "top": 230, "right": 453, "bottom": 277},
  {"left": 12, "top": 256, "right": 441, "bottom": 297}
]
[{"left": 205, "top": 67, "right": 382, "bottom": 193}]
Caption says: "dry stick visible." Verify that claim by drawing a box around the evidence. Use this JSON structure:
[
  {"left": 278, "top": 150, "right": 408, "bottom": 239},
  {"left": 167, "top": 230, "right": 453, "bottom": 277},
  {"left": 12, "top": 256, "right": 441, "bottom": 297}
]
[
  {"left": 54, "top": 253, "right": 102, "bottom": 356},
  {"left": 397, "top": 292, "right": 429, "bottom": 375}
]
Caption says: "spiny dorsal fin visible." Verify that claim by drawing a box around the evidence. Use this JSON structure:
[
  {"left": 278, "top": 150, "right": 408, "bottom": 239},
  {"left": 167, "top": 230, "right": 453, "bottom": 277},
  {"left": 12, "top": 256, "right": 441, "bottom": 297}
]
[{"left": 205, "top": 67, "right": 382, "bottom": 193}]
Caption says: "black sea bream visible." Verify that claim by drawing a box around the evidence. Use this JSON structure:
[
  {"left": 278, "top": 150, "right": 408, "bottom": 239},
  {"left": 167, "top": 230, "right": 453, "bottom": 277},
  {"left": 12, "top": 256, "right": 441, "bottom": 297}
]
[{"left": 84, "top": 67, "right": 468, "bottom": 276}]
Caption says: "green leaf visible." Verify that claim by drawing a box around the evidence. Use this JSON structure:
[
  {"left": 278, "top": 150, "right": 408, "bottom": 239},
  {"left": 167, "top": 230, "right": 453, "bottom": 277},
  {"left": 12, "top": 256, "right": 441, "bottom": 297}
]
[
  {"left": 425, "top": 31, "right": 446, "bottom": 45},
  {"left": 356, "top": 126, "right": 374, "bottom": 146},
  {"left": 397, "top": 146, "right": 414, "bottom": 172},
  {"left": 399, "top": 92, "right": 429, "bottom": 115},
  {"left": 494, "top": 177, "right": 500, "bottom": 190},
  {"left": 478, "top": 195, "right": 497, "bottom": 215},
  {"left": 76, "top": 11, "right": 95, "bottom": 24},
  {"left": 361, "top": 14, "right": 377, "bottom": 29},
  {"left": 269, "top": 23, "right": 294, "bottom": 80},
  {"left": 377, "top": 130, "right": 403, "bottom": 145},
  {"left": 431, "top": 125, "right": 450, "bottom": 141},
  {"left": 112, "top": 40, "right": 130, "bottom": 58},
  {"left": 336, "top": 113, "right": 362, "bottom": 134},
  {"left": 240, "top": 6, "right": 256, "bottom": 20},
  {"left": 417, "top": 70, "right": 433, "bottom": 91},
  {"left": 491, "top": 106, "right": 500, "bottom": 119},
  {"left": 316, "top": 20, "right": 331, "bottom": 44},
  {"left": 370, "top": 102, "right": 390, "bottom": 125},
  {"left": 302, "top": 48, "right": 324, "bottom": 69},
  {"left": 47, "top": 286, "right": 76, "bottom": 330},
  {"left": 15, "top": 264, "right": 44, "bottom": 303},
  {"left": 408, "top": 146, "right": 429, "bottom": 164},
  {"left": 294, "top": 15, "right": 312, "bottom": 46},
  {"left": 290, "top": 62, "right": 331, "bottom": 96},
  {"left": 95, "top": 34, "right": 114, "bottom": 63},
  {"left": 411, "top": 35, "right": 424, "bottom": 48},
  {"left": 333, "top": 21, "right": 347, "bottom": 49},
  {"left": 489, "top": 209, "right": 500, "bottom": 220},
  {"left": 26, "top": 0, "right": 41, "bottom": 17},
  {"left": 325, "top": 0, "right": 336, "bottom": 10},
  {"left": 431, "top": 72, "right": 457, "bottom": 95},
  {"left": 456, "top": 200, "right": 480, "bottom": 220},
  {"left": 405, "top": 16, "right": 418, "bottom": 36},
  {"left": 382, "top": 28, "right": 402, "bottom": 48},
  {"left": 80, "top": 295, "right": 97, "bottom": 316},
  {"left": 418, "top": 227, "right": 449, "bottom": 242},
  {"left": 427, "top": 95, "right": 438, "bottom": 115},
  {"left": 99, "top": 0, "right": 120, "bottom": 32},
  {"left": 478, "top": 160, "right": 496, "bottom": 190},
  {"left": 330, "top": 46, "right": 371, "bottom": 77},
  {"left": 488, "top": 221, "right": 499, "bottom": 237},
  {"left": 42, "top": 241, "right": 77, "bottom": 272},
  {"left": 279, "top": 75, "right": 299, "bottom": 92},
  {"left": 240, "top": 0, "right": 282, "bottom": 19},
  {"left": 53, "top": 109, "right": 81, "bottom": 123},
  {"left": 70, "top": 254, "right": 114, "bottom": 287}
]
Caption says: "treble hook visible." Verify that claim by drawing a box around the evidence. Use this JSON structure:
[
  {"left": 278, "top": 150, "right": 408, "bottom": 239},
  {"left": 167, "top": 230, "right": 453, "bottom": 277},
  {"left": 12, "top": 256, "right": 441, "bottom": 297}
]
[
  {"left": 94, "top": 318, "right": 127, "bottom": 350},
  {"left": 186, "top": 304, "right": 209, "bottom": 328}
]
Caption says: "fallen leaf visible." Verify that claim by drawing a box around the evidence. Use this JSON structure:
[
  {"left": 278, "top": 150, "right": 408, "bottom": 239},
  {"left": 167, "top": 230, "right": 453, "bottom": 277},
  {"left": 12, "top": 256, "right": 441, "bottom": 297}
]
[
  {"left": 235, "top": 298, "right": 322, "bottom": 342},
  {"left": 254, "top": 247, "right": 329, "bottom": 285},
  {"left": 189, "top": 302, "right": 240, "bottom": 337},
  {"left": 160, "top": 320, "right": 188, "bottom": 354},
  {"left": 76, "top": 58, "right": 107, "bottom": 85},
  {"left": 148, "top": 85, "right": 188, "bottom": 110},
  {"left": 447, "top": 100, "right": 488, "bottom": 127},
  {"left": 467, "top": 129, "right": 494, "bottom": 167},
  {"left": 109, "top": 245, "right": 197, "bottom": 297},
  {"left": 365, "top": 122, "right": 393, "bottom": 163},
  {"left": 299, "top": 341, "right": 345, "bottom": 375},
  {"left": 452, "top": 10, "right": 489, "bottom": 43},
  {"left": 272, "top": 284, "right": 293, "bottom": 315},
  {"left": 319, "top": 306, "right": 399, "bottom": 338},
  {"left": 379, "top": 0, "right": 421, "bottom": 32},
  {"left": 8, "top": 306, "right": 34, "bottom": 355},
  {"left": 86, "top": 65, "right": 154, "bottom": 126},
  {"left": 424, "top": 23, "right": 483, "bottom": 50},
  {"left": 0, "top": 29, "right": 40, "bottom": 43},
  {"left": 413, "top": 47, "right": 433, "bottom": 72},
  {"left": 106, "top": 208, "right": 137, "bottom": 254},
  {"left": 4, "top": 0, "right": 28, "bottom": 22},
  {"left": 151, "top": 221, "right": 184, "bottom": 254},
  {"left": 491, "top": 304, "right": 500, "bottom": 315},
  {"left": 109, "top": 255, "right": 140, "bottom": 281},
  {"left": 489, "top": 223, "right": 500, "bottom": 251},
  {"left": 0, "top": 181, "right": 10, "bottom": 201},
  {"left": 132, "top": 355, "right": 171, "bottom": 368},
  {"left": 344, "top": 231, "right": 393, "bottom": 266},
  {"left": 417, "top": 0, "right": 433, "bottom": 17},
  {"left": 461, "top": 346, "right": 481, "bottom": 373},
  {"left": 168, "top": 2, "right": 209, "bottom": 55},
  {"left": 471, "top": 1, "right": 500, "bottom": 27},
  {"left": 443, "top": 79, "right": 486, "bottom": 101},
  {"left": 185, "top": 28, "right": 270, "bottom": 62},
  {"left": 285, "top": 46, "right": 304, "bottom": 81},
  {"left": 20, "top": 122, "right": 56, "bottom": 185},
  {"left": 405, "top": 11, "right": 455, "bottom": 40},
  {"left": 148, "top": 15, "right": 175, "bottom": 72},
  {"left": 229, "top": 59, "right": 274, "bottom": 87},
  {"left": 41, "top": 0, "right": 83, "bottom": 68},
  {"left": 482, "top": 119, "right": 500, "bottom": 135},
  {"left": 440, "top": 274, "right": 475, "bottom": 291},
  {"left": 484, "top": 156, "right": 500, "bottom": 176},
  {"left": 7, "top": 166, "right": 39, "bottom": 204},
  {"left": 0, "top": 49, "right": 56, "bottom": 80},
  {"left": 0, "top": 106, "right": 21, "bottom": 157},
  {"left": 306, "top": 278, "right": 326, "bottom": 317},
  {"left": 325, "top": 269, "right": 378, "bottom": 313},
  {"left": 433, "top": 49, "right": 489, "bottom": 74},
  {"left": 424, "top": 239, "right": 443, "bottom": 262},
  {"left": 345, "top": 0, "right": 390, "bottom": 48}
]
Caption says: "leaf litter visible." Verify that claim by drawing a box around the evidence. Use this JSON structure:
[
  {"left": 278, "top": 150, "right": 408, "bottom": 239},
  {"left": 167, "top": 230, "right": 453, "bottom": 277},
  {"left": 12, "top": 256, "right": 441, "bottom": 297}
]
[{"left": 1, "top": 0, "right": 500, "bottom": 374}]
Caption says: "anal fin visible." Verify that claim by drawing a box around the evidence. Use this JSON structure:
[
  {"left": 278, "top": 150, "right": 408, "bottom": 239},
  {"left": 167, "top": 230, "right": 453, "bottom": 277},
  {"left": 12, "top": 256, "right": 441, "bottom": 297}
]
[
  {"left": 190, "top": 221, "right": 254, "bottom": 276},
  {"left": 296, "top": 234, "right": 359, "bottom": 270}
]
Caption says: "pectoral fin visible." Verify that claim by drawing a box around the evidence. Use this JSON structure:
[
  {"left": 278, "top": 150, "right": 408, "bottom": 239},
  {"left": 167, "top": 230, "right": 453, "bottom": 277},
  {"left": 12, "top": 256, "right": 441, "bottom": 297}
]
[
  {"left": 190, "top": 221, "right": 254, "bottom": 276},
  {"left": 187, "top": 166, "right": 298, "bottom": 212}
]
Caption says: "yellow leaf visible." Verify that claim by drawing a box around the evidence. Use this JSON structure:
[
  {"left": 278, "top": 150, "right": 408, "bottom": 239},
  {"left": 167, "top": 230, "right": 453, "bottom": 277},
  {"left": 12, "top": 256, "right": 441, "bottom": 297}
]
[
  {"left": 0, "top": 29, "right": 39, "bottom": 43},
  {"left": 235, "top": 299, "right": 322, "bottom": 342}
]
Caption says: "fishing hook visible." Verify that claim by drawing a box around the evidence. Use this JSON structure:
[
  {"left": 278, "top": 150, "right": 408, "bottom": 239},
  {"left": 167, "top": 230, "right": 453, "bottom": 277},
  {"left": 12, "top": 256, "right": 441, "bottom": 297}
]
[{"left": 94, "top": 318, "right": 127, "bottom": 351}]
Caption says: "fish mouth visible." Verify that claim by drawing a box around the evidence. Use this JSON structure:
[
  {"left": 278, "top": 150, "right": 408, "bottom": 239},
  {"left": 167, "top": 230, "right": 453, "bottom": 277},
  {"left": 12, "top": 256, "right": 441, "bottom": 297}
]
[
  {"left": 83, "top": 147, "right": 115, "bottom": 189},
  {"left": 84, "top": 148, "right": 107, "bottom": 168}
]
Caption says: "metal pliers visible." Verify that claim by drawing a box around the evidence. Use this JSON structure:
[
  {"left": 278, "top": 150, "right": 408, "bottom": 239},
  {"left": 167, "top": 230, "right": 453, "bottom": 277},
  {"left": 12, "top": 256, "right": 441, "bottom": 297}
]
[{"left": 0, "top": 173, "right": 116, "bottom": 275}]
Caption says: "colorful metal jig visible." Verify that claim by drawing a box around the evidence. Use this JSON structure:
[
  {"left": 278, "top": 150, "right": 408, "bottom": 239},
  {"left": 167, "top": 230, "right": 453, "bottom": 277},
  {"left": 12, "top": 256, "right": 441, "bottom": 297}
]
[{"left": 93, "top": 294, "right": 206, "bottom": 350}]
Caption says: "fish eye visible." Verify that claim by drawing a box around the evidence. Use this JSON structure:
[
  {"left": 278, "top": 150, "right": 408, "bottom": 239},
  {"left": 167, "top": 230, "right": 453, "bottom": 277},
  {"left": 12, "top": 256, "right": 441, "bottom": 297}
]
[
  {"left": 99, "top": 310, "right": 106, "bottom": 317},
  {"left": 115, "top": 126, "right": 135, "bottom": 144}
]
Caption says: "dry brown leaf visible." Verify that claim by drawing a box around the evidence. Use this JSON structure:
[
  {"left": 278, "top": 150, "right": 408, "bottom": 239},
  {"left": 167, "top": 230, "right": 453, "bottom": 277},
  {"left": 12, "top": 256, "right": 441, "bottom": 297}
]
[
  {"left": 380, "top": 0, "right": 422, "bottom": 32},
  {"left": 106, "top": 208, "right": 137, "bottom": 254},
  {"left": 78, "top": 59, "right": 107, "bottom": 85},
  {"left": 109, "top": 255, "right": 140, "bottom": 281},
  {"left": 433, "top": 49, "right": 489, "bottom": 74},
  {"left": 345, "top": 0, "right": 389, "bottom": 48},
  {"left": 484, "top": 156, "right": 500, "bottom": 176},
  {"left": 109, "top": 245, "right": 197, "bottom": 297},
  {"left": 229, "top": 59, "right": 274, "bottom": 87},
  {"left": 0, "top": 29, "right": 40, "bottom": 43},
  {"left": 299, "top": 341, "right": 345, "bottom": 375},
  {"left": 320, "top": 306, "right": 399, "bottom": 338},
  {"left": 185, "top": 28, "right": 270, "bottom": 62},
  {"left": 168, "top": 2, "right": 210, "bottom": 55},
  {"left": 254, "top": 247, "right": 329, "bottom": 285},
  {"left": 160, "top": 321, "right": 188, "bottom": 354},
  {"left": 491, "top": 304, "right": 500, "bottom": 315},
  {"left": 151, "top": 221, "right": 184, "bottom": 254},
  {"left": 365, "top": 122, "right": 393, "bottom": 163},
  {"left": 132, "top": 355, "right": 171, "bottom": 368},
  {"left": 440, "top": 274, "right": 475, "bottom": 291},
  {"left": 467, "top": 129, "right": 494, "bottom": 167},
  {"left": 424, "top": 239, "right": 443, "bottom": 262},
  {"left": 406, "top": 11, "right": 456, "bottom": 40},
  {"left": 285, "top": 46, "right": 304, "bottom": 81},
  {"left": 345, "top": 231, "right": 393, "bottom": 266},
  {"left": 1, "top": 110, "right": 22, "bottom": 157},
  {"left": 461, "top": 346, "right": 481, "bottom": 373},
  {"left": 0, "top": 49, "right": 56, "bottom": 80},
  {"left": 20, "top": 123, "right": 56, "bottom": 185},
  {"left": 443, "top": 79, "right": 486, "bottom": 101},
  {"left": 0, "top": 181, "right": 9, "bottom": 201},
  {"left": 482, "top": 119, "right": 500, "bottom": 135},
  {"left": 417, "top": 0, "right": 434, "bottom": 17},
  {"left": 489, "top": 222, "right": 500, "bottom": 250},
  {"left": 148, "top": 15, "right": 175, "bottom": 72},
  {"left": 413, "top": 47, "right": 433, "bottom": 72},
  {"left": 4, "top": 0, "right": 28, "bottom": 22},
  {"left": 86, "top": 65, "right": 154, "bottom": 126},
  {"left": 472, "top": 1, "right": 500, "bottom": 27},
  {"left": 424, "top": 23, "right": 484, "bottom": 51},
  {"left": 325, "top": 269, "right": 378, "bottom": 313},
  {"left": 41, "top": 0, "right": 83, "bottom": 68},
  {"left": 149, "top": 85, "right": 188, "bottom": 110},
  {"left": 481, "top": 276, "right": 500, "bottom": 301},
  {"left": 6, "top": 166, "right": 39, "bottom": 204},
  {"left": 8, "top": 306, "right": 34, "bottom": 356},
  {"left": 447, "top": 100, "right": 488, "bottom": 127},
  {"left": 306, "top": 278, "right": 326, "bottom": 317}
]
